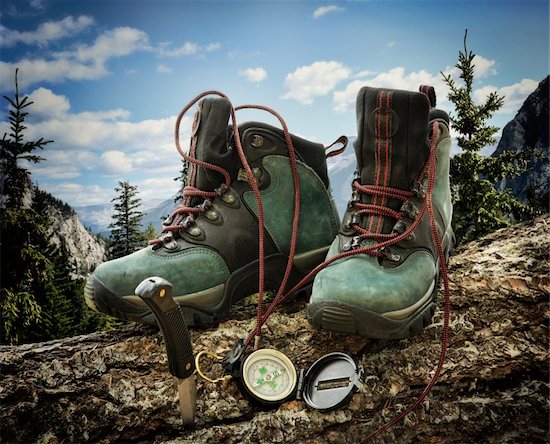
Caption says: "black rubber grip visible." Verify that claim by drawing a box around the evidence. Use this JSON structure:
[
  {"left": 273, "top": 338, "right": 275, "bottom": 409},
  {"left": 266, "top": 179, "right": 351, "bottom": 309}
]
[{"left": 135, "top": 277, "right": 195, "bottom": 379}]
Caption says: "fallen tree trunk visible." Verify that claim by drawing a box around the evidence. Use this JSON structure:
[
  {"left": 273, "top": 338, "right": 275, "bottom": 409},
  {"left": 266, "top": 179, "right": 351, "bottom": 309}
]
[{"left": 1, "top": 217, "right": 548, "bottom": 443}]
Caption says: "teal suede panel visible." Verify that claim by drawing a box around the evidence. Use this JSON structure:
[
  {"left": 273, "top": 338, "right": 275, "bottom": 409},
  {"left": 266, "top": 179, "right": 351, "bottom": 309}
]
[
  {"left": 244, "top": 155, "right": 339, "bottom": 254},
  {"left": 93, "top": 246, "right": 230, "bottom": 297},
  {"left": 433, "top": 136, "right": 453, "bottom": 228},
  {"left": 311, "top": 247, "right": 436, "bottom": 313}
]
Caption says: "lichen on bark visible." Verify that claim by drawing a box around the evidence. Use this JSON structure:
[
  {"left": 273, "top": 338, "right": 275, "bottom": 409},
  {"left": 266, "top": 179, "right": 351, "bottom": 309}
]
[{"left": 1, "top": 217, "right": 548, "bottom": 443}]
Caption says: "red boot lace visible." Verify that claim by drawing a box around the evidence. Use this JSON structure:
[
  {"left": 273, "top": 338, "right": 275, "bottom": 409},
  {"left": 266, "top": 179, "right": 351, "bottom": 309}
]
[
  {"left": 250, "top": 121, "right": 451, "bottom": 442},
  {"left": 150, "top": 92, "right": 303, "bottom": 351},
  {"left": 159, "top": 92, "right": 450, "bottom": 442}
]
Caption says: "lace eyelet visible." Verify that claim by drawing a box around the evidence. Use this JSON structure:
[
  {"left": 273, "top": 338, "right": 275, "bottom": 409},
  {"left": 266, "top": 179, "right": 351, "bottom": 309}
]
[
  {"left": 221, "top": 192, "right": 236, "bottom": 205},
  {"left": 205, "top": 209, "right": 219, "bottom": 221},
  {"left": 188, "top": 225, "right": 202, "bottom": 237}
]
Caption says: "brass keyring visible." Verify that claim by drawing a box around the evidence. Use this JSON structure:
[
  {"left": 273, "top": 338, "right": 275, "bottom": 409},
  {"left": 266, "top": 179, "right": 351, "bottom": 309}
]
[{"left": 195, "top": 350, "right": 232, "bottom": 384}]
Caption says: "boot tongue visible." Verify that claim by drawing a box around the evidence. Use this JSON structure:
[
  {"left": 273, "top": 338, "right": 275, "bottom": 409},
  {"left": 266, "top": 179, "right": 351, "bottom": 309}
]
[
  {"left": 190, "top": 97, "right": 238, "bottom": 196},
  {"left": 354, "top": 87, "right": 430, "bottom": 233}
]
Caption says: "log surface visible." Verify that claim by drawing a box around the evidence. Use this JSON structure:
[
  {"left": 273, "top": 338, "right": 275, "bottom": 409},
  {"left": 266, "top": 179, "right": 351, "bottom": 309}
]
[{"left": 1, "top": 217, "right": 549, "bottom": 444}]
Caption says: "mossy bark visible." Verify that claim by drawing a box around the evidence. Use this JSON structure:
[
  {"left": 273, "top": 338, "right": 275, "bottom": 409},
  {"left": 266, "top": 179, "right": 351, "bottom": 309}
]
[{"left": 1, "top": 217, "right": 548, "bottom": 443}]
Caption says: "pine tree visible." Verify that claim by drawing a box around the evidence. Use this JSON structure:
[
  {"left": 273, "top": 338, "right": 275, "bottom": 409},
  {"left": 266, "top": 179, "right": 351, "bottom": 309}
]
[
  {"left": 0, "top": 69, "right": 53, "bottom": 344},
  {"left": 108, "top": 181, "right": 144, "bottom": 259},
  {"left": 173, "top": 158, "right": 189, "bottom": 203},
  {"left": 442, "top": 30, "right": 539, "bottom": 243},
  {"left": 0, "top": 70, "right": 109, "bottom": 344},
  {"left": 1, "top": 70, "right": 51, "bottom": 208},
  {"left": 141, "top": 222, "right": 157, "bottom": 243}
]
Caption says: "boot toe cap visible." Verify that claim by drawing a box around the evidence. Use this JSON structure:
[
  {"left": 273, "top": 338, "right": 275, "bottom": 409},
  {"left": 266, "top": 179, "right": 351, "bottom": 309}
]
[{"left": 311, "top": 250, "right": 437, "bottom": 315}]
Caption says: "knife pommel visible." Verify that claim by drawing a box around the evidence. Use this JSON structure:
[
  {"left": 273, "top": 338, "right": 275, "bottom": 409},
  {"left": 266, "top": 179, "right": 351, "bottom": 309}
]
[{"left": 135, "top": 277, "right": 195, "bottom": 379}]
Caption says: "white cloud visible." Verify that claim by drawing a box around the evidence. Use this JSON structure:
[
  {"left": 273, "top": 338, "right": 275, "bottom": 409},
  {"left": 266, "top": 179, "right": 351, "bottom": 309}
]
[
  {"left": 2, "top": 87, "right": 192, "bottom": 189},
  {"left": 472, "top": 55, "right": 497, "bottom": 78},
  {"left": 239, "top": 67, "right": 267, "bottom": 83},
  {"left": 28, "top": 87, "right": 70, "bottom": 118},
  {"left": 28, "top": 164, "right": 82, "bottom": 180},
  {"left": 137, "top": 177, "right": 180, "bottom": 200},
  {"left": 160, "top": 41, "right": 198, "bottom": 57},
  {"left": 29, "top": 0, "right": 45, "bottom": 9},
  {"left": 0, "top": 26, "right": 150, "bottom": 90},
  {"left": 313, "top": 5, "right": 344, "bottom": 19},
  {"left": 205, "top": 42, "right": 221, "bottom": 52},
  {"left": 333, "top": 67, "right": 446, "bottom": 113},
  {"left": 227, "top": 50, "right": 262, "bottom": 60},
  {"left": 71, "top": 27, "right": 150, "bottom": 62},
  {"left": 100, "top": 151, "right": 133, "bottom": 175},
  {"left": 473, "top": 78, "right": 539, "bottom": 114},
  {"left": 445, "top": 54, "right": 497, "bottom": 80},
  {"left": 0, "top": 15, "right": 94, "bottom": 47},
  {"left": 41, "top": 183, "right": 114, "bottom": 206},
  {"left": 352, "top": 70, "right": 377, "bottom": 79},
  {"left": 387, "top": 41, "right": 396, "bottom": 47},
  {"left": 159, "top": 41, "right": 221, "bottom": 57},
  {"left": 157, "top": 64, "right": 173, "bottom": 73},
  {"left": 282, "top": 61, "right": 351, "bottom": 105}
]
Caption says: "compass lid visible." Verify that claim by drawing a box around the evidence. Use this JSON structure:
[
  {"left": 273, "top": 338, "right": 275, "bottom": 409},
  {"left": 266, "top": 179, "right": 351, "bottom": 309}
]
[{"left": 300, "top": 352, "right": 362, "bottom": 411}]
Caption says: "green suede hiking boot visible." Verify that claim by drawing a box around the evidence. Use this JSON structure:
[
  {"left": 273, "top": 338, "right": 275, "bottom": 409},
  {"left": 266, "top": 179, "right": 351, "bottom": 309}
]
[
  {"left": 85, "top": 96, "right": 340, "bottom": 326},
  {"left": 307, "top": 86, "right": 454, "bottom": 339}
]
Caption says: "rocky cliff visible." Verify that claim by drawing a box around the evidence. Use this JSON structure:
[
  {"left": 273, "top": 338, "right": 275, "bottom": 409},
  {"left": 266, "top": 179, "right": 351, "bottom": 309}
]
[
  {"left": 47, "top": 207, "right": 106, "bottom": 276},
  {"left": 493, "top": 76, "right": 549, "bottom": 204},
  {"left": 34, "top": 187, "right": 106, "bottom": 276}
]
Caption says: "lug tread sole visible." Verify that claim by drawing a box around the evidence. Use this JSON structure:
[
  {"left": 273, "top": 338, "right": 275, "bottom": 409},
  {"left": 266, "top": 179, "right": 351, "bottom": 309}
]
[
  {"left": 307, "top": 293, "right": 436, "bottom": 340},
  {"left": 86, "top": 252, "right": 315, "bottom": 328}
]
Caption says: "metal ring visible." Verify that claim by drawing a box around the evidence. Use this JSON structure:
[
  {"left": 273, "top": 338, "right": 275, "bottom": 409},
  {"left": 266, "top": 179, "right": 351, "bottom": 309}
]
[{"left": 195, "top": 350, "right": 232, "bottom": 384}]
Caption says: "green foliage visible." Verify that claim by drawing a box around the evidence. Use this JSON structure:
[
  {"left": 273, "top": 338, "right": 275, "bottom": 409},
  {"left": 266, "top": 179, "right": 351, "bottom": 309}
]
[
  {"left": 1, "top": 69, "right": 51, "bottom": 208},
  {"left": 34, "top": 187, "right": 75, "bottom": 218},
  {"left": 141, "top": 222, "right": 157, "bottom": 243},
  {"left": 442, "top": 30, "right": 540, "bottom": 243},
  {"left": 174, "top": 157, "right": 189, "bottom": 203},
  {"left": 109, "top": 180, "right": 144, "bottom": 259},
  {"left": 0, "top": 69, "right": 109, "bottom": 344}
]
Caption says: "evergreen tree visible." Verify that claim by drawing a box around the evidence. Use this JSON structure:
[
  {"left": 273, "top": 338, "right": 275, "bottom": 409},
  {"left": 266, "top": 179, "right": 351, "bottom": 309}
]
[
  {"left": 442, "top": 30, "right": 539, "bottom": 243},
  {"left": 0, "top": 70, "right": 110, "bottom": 344},
  {"left": 1, "top": 69, "right": 51, "bottom": 208},
  {"left": 109, "top": 181, "right": 144, "bottom": 259},
  {"left": 174, "top": 157, "right": 189, "bottom": 203},
  {"left": 141, "top": 222, "right": 157, "bottom": 243},
  {"left": 0, "top": 69, "right": 53, "bottom": 344}
]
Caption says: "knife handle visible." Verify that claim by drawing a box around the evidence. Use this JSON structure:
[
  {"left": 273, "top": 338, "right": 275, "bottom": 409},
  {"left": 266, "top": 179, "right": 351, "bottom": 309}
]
[{"left": 135, "top": 277, "right": 195, "bottom": 379}]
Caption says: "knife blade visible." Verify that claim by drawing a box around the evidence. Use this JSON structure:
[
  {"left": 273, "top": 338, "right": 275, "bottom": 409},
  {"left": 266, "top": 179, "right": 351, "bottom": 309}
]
[{"left": 135, "top": 276, "right": 196, "bottom": 426}]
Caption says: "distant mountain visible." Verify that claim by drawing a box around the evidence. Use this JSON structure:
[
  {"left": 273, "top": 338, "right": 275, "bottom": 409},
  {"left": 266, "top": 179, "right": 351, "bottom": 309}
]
[
  {"left": 74, "top": 203, "right": 113, "bottom": 236},
  {"left": 492, "top": 75, "right": 549, "bottom": 205},
  {"left": 326, "top": 137, "right": 357, "bottom": 219},
  {"left": 76, "top": 196, "right": 177, "bottom": 237},
  {"left": 141, "top": 195, "right": 178, "bottom": 233}
]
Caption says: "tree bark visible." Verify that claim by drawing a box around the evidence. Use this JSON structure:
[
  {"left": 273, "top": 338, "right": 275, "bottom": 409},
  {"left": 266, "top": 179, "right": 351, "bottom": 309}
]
[{"left": 1, "top": 217, "right": 548, "bottom": 444}]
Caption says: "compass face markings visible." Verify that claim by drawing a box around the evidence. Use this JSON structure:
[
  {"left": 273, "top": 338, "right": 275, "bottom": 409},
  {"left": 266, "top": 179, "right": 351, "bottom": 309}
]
[{"left": 242, "top": 349, "right": 297, "bottom": 402}]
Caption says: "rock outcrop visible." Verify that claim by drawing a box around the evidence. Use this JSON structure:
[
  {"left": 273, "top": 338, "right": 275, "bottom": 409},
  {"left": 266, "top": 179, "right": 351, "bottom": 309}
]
[
  {"left": 46, "top": 207, "right": 106, "bottom": 276},
  {"left": 493, "top": 76, "right": 549, "bottom": 204},
  {"left": 0, "top": 217, "right": 548, "bottom": 443},
  {"left": 31, "top": 187, "right": 107, "bottom": 276}
]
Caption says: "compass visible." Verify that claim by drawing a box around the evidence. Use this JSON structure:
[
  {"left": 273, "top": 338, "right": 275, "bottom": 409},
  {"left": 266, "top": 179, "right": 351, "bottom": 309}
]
[
  {"left": 241, "top": 349, "right": 297, "bottom": 404},
  {"left": 238, "top": 348, "right": 362, "bottom": 410}
]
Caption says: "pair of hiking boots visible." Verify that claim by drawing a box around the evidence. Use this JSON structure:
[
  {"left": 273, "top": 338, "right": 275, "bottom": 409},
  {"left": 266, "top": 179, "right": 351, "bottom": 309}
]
[{"left": 84, "top": 85, "right": 453, "bottom": 340}]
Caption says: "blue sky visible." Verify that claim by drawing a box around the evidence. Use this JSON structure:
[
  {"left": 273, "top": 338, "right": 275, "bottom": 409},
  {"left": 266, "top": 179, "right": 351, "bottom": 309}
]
[{"left": 1, "top": 0, "right": 548, "bottom": 207}]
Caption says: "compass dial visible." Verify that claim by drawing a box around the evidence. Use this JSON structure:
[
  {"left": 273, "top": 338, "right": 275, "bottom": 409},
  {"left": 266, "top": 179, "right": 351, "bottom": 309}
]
[{"left": 241, "top": 349, "right": 297, "bottom": 403}]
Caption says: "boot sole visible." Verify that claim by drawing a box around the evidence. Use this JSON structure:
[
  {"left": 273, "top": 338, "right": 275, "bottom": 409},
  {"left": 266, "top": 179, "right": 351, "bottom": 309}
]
[
  {"left": 306, "top": 287, "right": 437, "bottom": 339},
  {"left": 307, "top": 228, "right": 455, "bottom": 339},
  {"left": 84, "top": 247, "right": 327, "bottom": 327}
]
